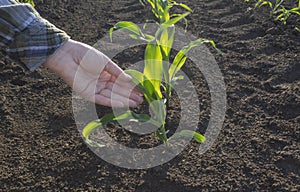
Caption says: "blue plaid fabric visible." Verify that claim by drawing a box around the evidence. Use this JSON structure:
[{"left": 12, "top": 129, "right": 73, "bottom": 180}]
[{"left": 0, "top": 0, "right": 69, "bottom": 71}]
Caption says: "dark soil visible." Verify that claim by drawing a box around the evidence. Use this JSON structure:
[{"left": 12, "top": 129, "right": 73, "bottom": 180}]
[{"left": 1, "top": 0, "right": 299, "bottom": 191}]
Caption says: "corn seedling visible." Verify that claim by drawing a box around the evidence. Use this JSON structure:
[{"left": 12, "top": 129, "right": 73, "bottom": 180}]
[
  {"left": 276, "top": 3, "right": 300, "bottom": 25},
  {"left": 82, "top": 0, "right": 220, "bottom": 146},
  {"left": 255, "top": 0, "right": 284, "bottom": 15},
  {"left": 246, "top": 0, "right": 300, "bottom": 28}
]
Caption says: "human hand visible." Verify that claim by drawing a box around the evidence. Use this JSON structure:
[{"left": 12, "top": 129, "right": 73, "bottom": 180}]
[{"left": 44, "top": 39, "right": 143, "bottom": 108}]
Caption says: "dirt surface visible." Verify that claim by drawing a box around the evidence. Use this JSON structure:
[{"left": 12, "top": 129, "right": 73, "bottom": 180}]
[{"left": 1, "top": 0, "right": 300, "bottom": 191}]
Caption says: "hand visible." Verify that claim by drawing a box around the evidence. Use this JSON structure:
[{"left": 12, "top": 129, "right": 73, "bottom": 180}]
[{"left": 44, "top": 39, "right": 143, "bottom": 107}]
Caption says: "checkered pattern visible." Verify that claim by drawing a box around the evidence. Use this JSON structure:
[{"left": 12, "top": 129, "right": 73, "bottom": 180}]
[{"left": 0, "top": 0, "right": 69, "bottom": 71}]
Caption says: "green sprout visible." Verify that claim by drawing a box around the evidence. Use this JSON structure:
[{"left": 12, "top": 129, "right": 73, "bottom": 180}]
[
  {"left": 246, "top": 0, "right": 300, "bottom": 28},
  {"left": 82, "top": 0, "right": 220, "bottom": 146}
]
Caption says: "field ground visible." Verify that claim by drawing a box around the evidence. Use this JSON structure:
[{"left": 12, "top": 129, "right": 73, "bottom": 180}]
[{"left": 1, "top": 0, "right": 299, "bottom": 191}]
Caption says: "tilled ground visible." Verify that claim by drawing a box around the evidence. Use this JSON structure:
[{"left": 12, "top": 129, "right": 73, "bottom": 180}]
[{"left": 1, "top": 0, "right": 299, "bottom": 191}]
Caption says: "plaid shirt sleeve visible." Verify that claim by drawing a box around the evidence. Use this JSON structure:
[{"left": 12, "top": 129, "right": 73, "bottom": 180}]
[{"left": 0, "top": 0, "right": 70, "bottom": 71}]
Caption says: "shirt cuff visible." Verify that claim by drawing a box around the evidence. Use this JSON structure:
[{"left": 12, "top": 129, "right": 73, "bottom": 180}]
[
  {"left": 6, "top": 17, "right": 70, "bottom": 71},
  {"left": 2, "top": 2, "right": 70, "bottom": 71}
]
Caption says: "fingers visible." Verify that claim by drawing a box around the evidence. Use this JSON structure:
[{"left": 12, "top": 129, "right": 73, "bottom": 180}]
[
  {"left": 94, "top": 76, "right": 143, "bottom": 107},
  {"left": 104, "top": 60, "right": 132, "bottom": 82},
  {"left": 94, "top": 94, "right": 125, "bottom": 108},
  {"left": 78, "top": 45, "right": 131, "bottom": 83},
  {"left": 106, "top": 73, "right": 143, "bottom": 96},
  {"left": 105, "top": 82, "right": 143, "bottom": 104},
  {"left": 60, "top": 40, "right": 142, "bottom": 107},
  {"left": 95, "top": 89, "right": 140, "bottom": 108}
]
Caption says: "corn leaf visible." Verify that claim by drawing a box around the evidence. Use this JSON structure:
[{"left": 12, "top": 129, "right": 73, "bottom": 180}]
[
  {"left": 161, "top": 0, "right": 170, "bottom": 22},
  {"left": 255, "top": 1, "right": 272, "bottom": 8},
  {"left": 149, "top": 99, "right": 166, "bottom": 124},
  {"left": 161, "top": 12, "right": 190, "bottom": 28},
  {"left": 144, "top": 40, "right": 163, "bottom": 99},
  {"left": 110, "top": 21, "right": 151, "bottom": 42},
  {"left": 172, "top": 2, "right": 192, "bottom": 12},
  {"left": 169, "top": 38, "right": 217, "bottom": 82},
  {"left": 82, "top": 111, "right": 157, "bottom": 142},
  {"left": 143, "top": 0, "right": 165, "bottom": 21},
  {"left": 82, "top": 113, "right": 115, "bottom": 141},
  {"left": 169, "top": 130, "right": 206, "bottom": 143},
  {"left": 125, "top": 69, "right": 156, "bottom": 102},
  {"left": 155, "top": 130, "right": 167, "bottom": 142},
  {"left": 171, "top": 75, "right": 184, "bottom": 86},
  {"left": 273, "top": 0, "right": 283, "bottom": 11},
  {"left": 154, "top": 12, "right": 190, "bottom": 40},
  {"left": 290, "top": 7, "right": 300, "bottom": 15},
  {"left": 159, "top": 26, "right": 175, "bottom": 87},
  {"left": 170, "top": 13, "right": 189, "bottom": 31},
  {"left": 159, "top": 25, "right": 175, "bottom": 59},
  {"left": 142, "top": 0, "right": 191, "bottom": 23}
]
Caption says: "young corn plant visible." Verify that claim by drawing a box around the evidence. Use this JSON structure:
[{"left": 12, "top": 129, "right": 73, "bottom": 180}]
[
  {"left": 247, "top": 0, "right": 300, "bottom": 28},
  {"left": 82, "top": 0, "right": 219, "bottom": 146},
  {"left": 275, "top": 2, "right": 300, "bottom": 25},
  {"left": 255, "top": 0, "right": 284, "bottom": 16}
]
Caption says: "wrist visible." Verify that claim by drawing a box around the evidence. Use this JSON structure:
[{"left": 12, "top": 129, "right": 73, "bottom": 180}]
[{"left": 44, "top": 39, "right": 75, "bottom": 74}]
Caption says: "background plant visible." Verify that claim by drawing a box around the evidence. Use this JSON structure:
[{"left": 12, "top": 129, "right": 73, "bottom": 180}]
[
  {"left": 245, "top": 0, "right": 300, "bottom": 30},
  {"left": 82, "top": 0, "right": 220, "bottom": 146}
]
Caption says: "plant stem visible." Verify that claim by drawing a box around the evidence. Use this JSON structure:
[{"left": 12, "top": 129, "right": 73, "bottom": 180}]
[{"left": 159, "top": 124, "right": 168, "bottom": 143}]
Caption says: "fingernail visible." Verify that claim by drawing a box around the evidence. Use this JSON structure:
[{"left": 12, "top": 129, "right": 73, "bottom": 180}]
[
  {"left": 139, "top": 97, "right": 144, "bottom": 103},
  {"left": 130, "top": 101, "right": 138, "bottom": 108}
]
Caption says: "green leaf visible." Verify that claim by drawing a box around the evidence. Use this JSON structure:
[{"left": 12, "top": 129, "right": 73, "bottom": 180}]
[
  {"left": 82, "top": 111, "right": 159, "bottom": 142},
  {"left": 110, "top": 21, "right": 149, "bottom": 42},
  {"left": 149, "top": 13, "right": 190, "bottom": 94},
  {"left": 159, "top": 25, "right": 175, "bottom": 58},
  {"left": 143, "top": 0, "right": 169, "bottom": 22},
  {"left": 161, "top": 0, "right": 170, "bottom": 22},
  {"left": 169, "top": 50, "right": 187, "bottom": 82},
  {"left": 109, "top": 28, "right": 114, "bottom": 42},
  {"left": 255, "top": 1, "right": 272, "bottom": 9},
  {"left": 125, "top": 69, "right": 157, "bottom": 102},
  {"left": 180, "top": 3, "right": 192, "bottom": 12},
  {"left": 171, "top": 75, "right": 184, "bottom": 84},
  {"left": 169, "top": 130, "right": 206, "bottom": 143},
  {"left": 172, "top": 2, "right": 193, "bottom": 12},
  {"left": 169, "top": 38, "right": 219, "bottom": 83},
  {"left": 155, "top": 130, "right": 167, "bottom": 142},
  {"left": 290, "top": 8, "right": 300, "bottom": 16},
  {"left": 144, "top": 40, "right": 163, "bottom": 99},
  {"left": 82, "top": 113, "right": 115, "bottom": 141},
  {"left": 161, "top": 12, "right": 190, "bottom": 28},
  {"left": 125, "top": 70, "right": 144, "bottom": 89},
  {"left": 153, "top": 12, "right": 190, "bottom": 44},
  {"left": 273, "top": 0, "right": 283, "bottom": 11},
  {"left": 170, "top": 13, "right": 189, "bottom": 31},
  {"left": 149, "top": 99, "right": 166, "bottom": 124},
  {"left": 158, "top": 26, "right": 175, "bottom": 88}
]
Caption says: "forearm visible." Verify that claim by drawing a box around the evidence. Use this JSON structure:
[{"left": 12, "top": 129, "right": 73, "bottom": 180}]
[{"left": 0, "top": 0, "right": 69, "bottom": 71}]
